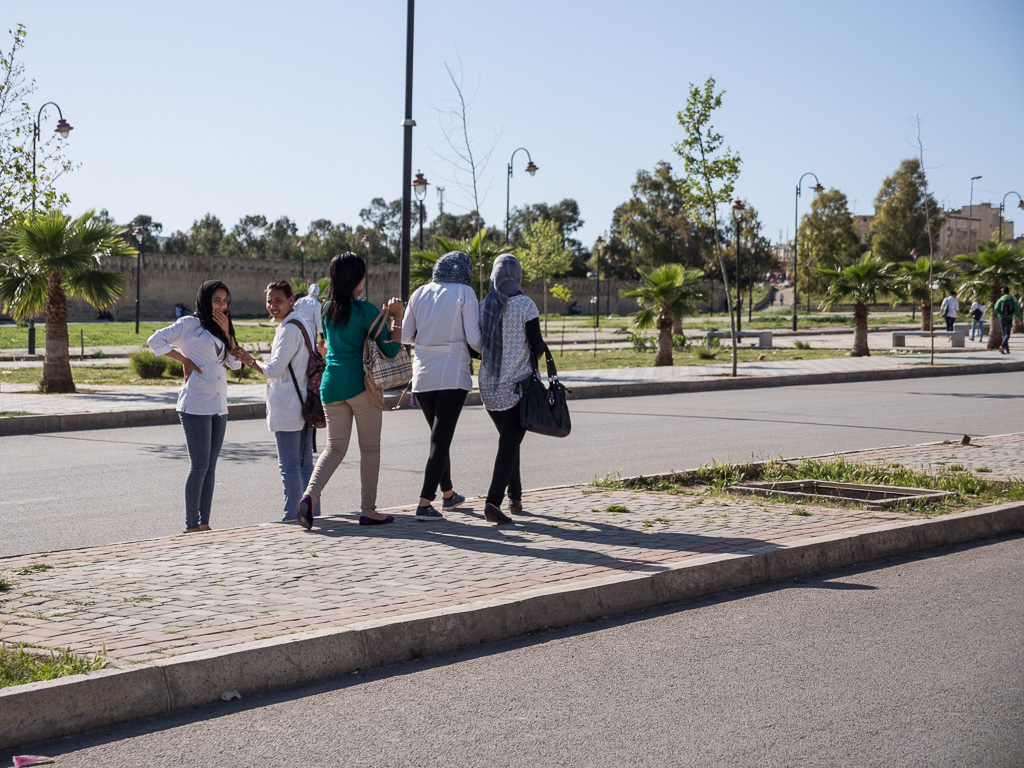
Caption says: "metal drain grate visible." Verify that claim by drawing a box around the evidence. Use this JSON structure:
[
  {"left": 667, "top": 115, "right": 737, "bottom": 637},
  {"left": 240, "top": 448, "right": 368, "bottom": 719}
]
[{"left": 726, "top": 480, "right": 952, "bottom": 510}]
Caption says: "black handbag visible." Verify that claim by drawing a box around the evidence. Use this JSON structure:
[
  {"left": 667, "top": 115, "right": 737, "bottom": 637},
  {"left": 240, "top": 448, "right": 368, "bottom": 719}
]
[{"left": 518, "top": 349, "right": 571, "bottom": 438}]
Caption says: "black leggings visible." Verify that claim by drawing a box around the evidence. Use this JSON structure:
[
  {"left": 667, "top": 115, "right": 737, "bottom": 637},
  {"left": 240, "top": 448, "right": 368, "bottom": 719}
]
[
  {"left": 416, "top": 388, "right": 468, "bottom": 501},
  {"left": 486, "top": 405, "right": 525, "bottom": 507}
]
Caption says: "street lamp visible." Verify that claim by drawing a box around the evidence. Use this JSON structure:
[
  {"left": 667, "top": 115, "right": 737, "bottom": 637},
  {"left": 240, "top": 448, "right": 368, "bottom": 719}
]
[
  {"left": 506, "top": 147, "right": 538, "bottom": 242},
  {"left": 747, "top": 240, "right": 755, "bottom": 323},
  {"left": 792, "top": 173, "right": 823, "bottom": 331},
  {"left": 731, "top": 199, "right": 745, "bottom": 333},
  {"left": 297, "top": 238, "right": 306, "bottom": 280},
  {"left": 133, "top": 227, "right": 145, "bottom": 334},
  {"left": 967, "top": 175, "right": 982, "bottom": 254},
  {"left": 412, "top": 171, "right": 429, "bottom": 249},
  {"left": 998, "top": 191, "right": 1024, "bottom": 244},
  {"left": 31, "top": 102, "right": 74, "bottom": 215},
  {"left": 361, "top": 233, "right": 371, "bottom": 299},
  {"left": 593, "top": 235, "right": 604, "bottom": 332}
]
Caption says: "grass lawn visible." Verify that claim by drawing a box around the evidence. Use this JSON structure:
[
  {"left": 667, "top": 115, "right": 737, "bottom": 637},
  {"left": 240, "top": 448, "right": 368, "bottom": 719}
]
[
  {"left": 593, "top": 457, "right": 1024, "bottom": 518},
  {"left": 0, "top": 320, "right": 278, "bottom": 350},
  {"left": 0, "top": 363, "right": 261, "bottom": 387},
  {"left": 0, "top": 642, "right": 106, "bottom": 689}
]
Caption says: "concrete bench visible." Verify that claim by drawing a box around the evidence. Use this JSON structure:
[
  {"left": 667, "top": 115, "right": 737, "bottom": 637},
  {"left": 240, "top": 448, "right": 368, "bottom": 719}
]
[
  {"left": 953, "top": 322, "right": 989, "bottom": 337},
  {"left": 891, "top": 330, "right": 965, "bottom": 348},
  {"left": 705, "top": 330, "right": 773, "bottom": 348}
]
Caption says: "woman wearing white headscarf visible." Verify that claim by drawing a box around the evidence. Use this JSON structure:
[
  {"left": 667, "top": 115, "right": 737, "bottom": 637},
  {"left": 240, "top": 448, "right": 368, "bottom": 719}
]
[
  {"left": 477, "top": 254, "right": 548, "bottom": 525},
  {"left": 402, "top": 251, "right": 482, "bottom": 521}
]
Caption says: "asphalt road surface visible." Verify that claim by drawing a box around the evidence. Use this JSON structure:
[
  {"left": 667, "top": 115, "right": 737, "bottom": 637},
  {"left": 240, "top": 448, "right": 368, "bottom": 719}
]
[
  {"left": 6, "top": 535, "right": 1022, "bottom": 767},
  {"left": 1, "top": 372, "right": 1020, "bottom": 557}
]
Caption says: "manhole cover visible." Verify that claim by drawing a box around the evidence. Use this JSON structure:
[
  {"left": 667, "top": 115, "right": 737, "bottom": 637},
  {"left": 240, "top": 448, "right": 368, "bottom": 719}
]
[{"left": 726, "top": 480, "right": 952, "bottom": 510}]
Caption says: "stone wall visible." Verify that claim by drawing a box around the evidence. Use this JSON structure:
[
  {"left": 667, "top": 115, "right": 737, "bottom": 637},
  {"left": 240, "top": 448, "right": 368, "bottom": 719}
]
[{"left": 68, "top": 255, "right": 729, "bottom": 321}]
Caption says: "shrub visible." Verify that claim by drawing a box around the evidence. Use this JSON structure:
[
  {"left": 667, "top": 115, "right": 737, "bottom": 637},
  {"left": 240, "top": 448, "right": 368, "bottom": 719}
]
[
  {"left": 696, "top": 348, "right": 718, "bottom": 360},
  {"left": 165, "top": 359, "right": 184, "bottom": 378},
  {"left": 129, "top": 351, "right": 167, "bottom": 379}
]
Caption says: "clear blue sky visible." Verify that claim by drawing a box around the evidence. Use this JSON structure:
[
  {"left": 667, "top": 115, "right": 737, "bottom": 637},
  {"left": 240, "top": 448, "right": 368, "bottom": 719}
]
[{"left": 16, "top": 0, "right": 1024, "bottom": 249}]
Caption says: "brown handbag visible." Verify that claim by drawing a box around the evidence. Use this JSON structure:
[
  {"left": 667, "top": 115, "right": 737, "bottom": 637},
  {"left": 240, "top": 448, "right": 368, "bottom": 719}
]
[{"left": 363, "top": 307, "right": 412, "bottom": 410}]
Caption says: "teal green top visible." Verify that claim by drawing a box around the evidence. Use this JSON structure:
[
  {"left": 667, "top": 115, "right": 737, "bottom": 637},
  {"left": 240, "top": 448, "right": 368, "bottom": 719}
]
[{"left": 320, "top": 299, "right": 401, "bottom": 403}]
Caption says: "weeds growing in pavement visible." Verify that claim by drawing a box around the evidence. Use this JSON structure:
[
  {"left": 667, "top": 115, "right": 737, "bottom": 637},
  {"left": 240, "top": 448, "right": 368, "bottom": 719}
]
[{"left": 0, "top": 641, "right": 107, "bottom": 689}]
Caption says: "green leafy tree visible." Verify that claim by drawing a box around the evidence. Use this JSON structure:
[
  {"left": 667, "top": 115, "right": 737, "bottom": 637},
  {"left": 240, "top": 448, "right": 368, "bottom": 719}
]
[
  {"left": 623, "top": 264, "right": 705, "bottom": 366},
  {"left": 818, "top": 253, "right": 894, "bottom": 357},
  {"left": 0, "top": 210, "right": 134, "bottom": 392},
  {"left": 123, "top": 214, "right": 163, "bottom": 253},
  {"left": 870, "top": 159, "right": 944, "bottom": 264},
  {"left": 797, "top": 188, "right": 861, "bottom": 299},
  {"left": 189, "top": 213, "right": 226, "bottom": 256},
  {"left": 955, "top": 242, "right": 1024, "bottom": 350},
  {"left": 358, "top": 198, "right": 402, "bottom": 264},
  {"left": 894, "top": 255, "right": 954, "bottom": 331},
  {"left": 673, "top": 77, "right": 742, "bottom": 375},
  {"left": 410, "top": 229, "right": 503, "bottom": 300},
  {"left": 519, "top": 218, "right": 574, "bottom": 332},
  {"left": 0, "top": 24, "right": 74, "bottom": 226},
  {"left": 508, "top": 199, "right": 587, "bottom": 273}
]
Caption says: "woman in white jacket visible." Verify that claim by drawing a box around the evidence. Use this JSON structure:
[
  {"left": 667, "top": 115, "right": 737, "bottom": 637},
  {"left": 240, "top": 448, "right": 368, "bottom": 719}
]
[
  {"left": 236, "top": 280, "right": 320, "bottom": 522},
  {"left": 147, "top": 281, "right": 242, "bottom": 533}
]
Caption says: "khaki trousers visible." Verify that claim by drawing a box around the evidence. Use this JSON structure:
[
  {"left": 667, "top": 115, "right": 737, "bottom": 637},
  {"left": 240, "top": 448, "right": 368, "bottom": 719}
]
[{"left": 304, "top": 391, "right": 383, "bottom": 514}]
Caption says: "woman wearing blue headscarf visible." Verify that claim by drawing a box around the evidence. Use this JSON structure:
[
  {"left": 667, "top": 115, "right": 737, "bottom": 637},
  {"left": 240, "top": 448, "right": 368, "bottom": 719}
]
[
  {"left": 402, "top": 251, "right": 483, "bottom": 521},
  {"left": 477, "top": 254, "right": 548, "bottom": 525}
]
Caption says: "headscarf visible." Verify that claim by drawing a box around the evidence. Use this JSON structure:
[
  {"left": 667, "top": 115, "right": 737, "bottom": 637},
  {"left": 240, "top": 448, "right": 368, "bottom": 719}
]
[
  {"left": 194, "top": 280, "right": 236, "bottom": 359},
  {"left": 478, "top": 253, "right": 523, "bottom": 371},
  {"left": 432, "top": 250, "right": 473, "bottom": 286}
]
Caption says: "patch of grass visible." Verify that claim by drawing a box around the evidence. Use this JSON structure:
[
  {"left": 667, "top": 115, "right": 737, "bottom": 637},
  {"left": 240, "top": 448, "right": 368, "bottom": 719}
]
[
  {"left": 0, "top": 642, "right": 107, "bottom": 688},
  {"left": 595, "top": 456, "right": 1024, "bottom": 515},
  {"left": 0, "top": 321, "right": 276, "bottom": 350},
  {"left": 0, "top": 411, "right": 30, "bottom": 418},
  {"left": 0, "top": 573, "right": 11, "bottom": 591},
  {"left": 0, "top": 364, "right": 258, "bottom": 387},
  {"left": 123, "top": 595, "right": 154, "bottom": 603},
  {"left": 793, "top": 340, "right": 812, "bottom": 350},
  {"left": 696, "top": 348, "right": 718, "bottom": 360},
  {"left": 604, "top": 504, "right": 631, "bottom": 513},
  {"left": 13, "top": 564, "right": 51, "bottom": 575}
]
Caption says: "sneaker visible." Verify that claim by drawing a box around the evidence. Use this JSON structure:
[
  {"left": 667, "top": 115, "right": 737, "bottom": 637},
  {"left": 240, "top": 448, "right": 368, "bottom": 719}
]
[
  {"left": 441, "top": 492, "right": 466, "bottom": 509},
  {"left": 297, "top": 495, "right": 314, "bottom": 530},
  {"left": 281, "top": 513, "right": 297, "bottom": 523},
  {"left": 484, "top": 504, "right": 513, "bottom": 525},
  {"left": 416, "top": 505, "right": 444, "bottom": 521},
  {"left": 359, "top": 514, "right": 395, "bottom": 526},
  {"left": 508, "top": 499, "right": 526, "bottom": 515}
]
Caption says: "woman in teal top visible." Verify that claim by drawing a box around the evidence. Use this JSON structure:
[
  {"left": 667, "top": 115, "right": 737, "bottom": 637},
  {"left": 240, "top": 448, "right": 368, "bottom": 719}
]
[{"left": 297, "top": 252, "right": 405, "bottom": 529}]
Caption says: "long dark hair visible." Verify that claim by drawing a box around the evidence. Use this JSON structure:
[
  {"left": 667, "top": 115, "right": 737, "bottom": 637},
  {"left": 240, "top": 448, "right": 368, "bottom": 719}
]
[
  {"left": 324, "top": 252, "right": 366, "bottom": 327},
  {"left": 194, "top": 280, "right": 236, "bottom": 358}
]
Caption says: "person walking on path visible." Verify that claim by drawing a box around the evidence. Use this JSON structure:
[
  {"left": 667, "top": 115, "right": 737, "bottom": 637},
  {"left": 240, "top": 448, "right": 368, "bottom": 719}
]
[
  {"left": 969, "top": 300, "right": 986, "bottom": 341},
  {"left": 940, "top": 289, "right": 959, "bottom": 334},
  {"left": 235, "top": 280, "right": 320, "bottom": 523},
  {"left": 147, "top": 281, "right": 242, "bottom": 533},
  {"left": 402, "top": 251, "right": 482, "bottom": 521},
  {"left": 296, "top": 253, "right": 404, "bottom": 529},
  {"left": 478, "top": 254, "right": 548, "bottom": 525},
  {"left": 993, "top": 288, "right": 1022, "bottom": 354}
]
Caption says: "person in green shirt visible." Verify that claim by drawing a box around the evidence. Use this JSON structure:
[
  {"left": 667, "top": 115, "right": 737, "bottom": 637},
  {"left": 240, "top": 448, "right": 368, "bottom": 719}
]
[
  {"left": 297, "top": 252, "right": 404, "bottom": 528},
  {"left": 993, "top": 287, "right": 1023, "bottom": 354}
]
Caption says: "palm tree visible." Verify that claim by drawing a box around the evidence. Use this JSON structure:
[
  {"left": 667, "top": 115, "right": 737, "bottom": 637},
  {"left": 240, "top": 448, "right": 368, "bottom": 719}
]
[
  {"left": 894, "top": 256, "right": 954, "bottom": 331},
  {"left": 622, "top": 264, "right": 705, "bottom": 366},
  {"left": 411, "top": 229, "right": 506, "bottom": 299},
  {"left": 0, "top": 210, "right": 135, "bottom": 392},
  {"left": 818, "top": 253, "right": 894, "bottom": 357},
  {"left": 955, "top": 242, "right": 1024, "bottom": 350}
]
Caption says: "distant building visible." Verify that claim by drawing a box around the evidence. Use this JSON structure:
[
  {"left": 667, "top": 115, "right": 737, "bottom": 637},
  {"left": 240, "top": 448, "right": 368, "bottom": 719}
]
[{"left": 939, "top": 202, "right": 1013, "bottom": 254}]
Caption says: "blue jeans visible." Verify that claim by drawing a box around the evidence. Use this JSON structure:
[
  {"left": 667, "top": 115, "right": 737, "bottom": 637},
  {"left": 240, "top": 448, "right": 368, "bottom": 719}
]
[
  {"left": 970, "top": 317, "right": 984, "bottom": 340},
  {"left": 178, "top": 412, "right": 227, "bottom": 529},
  {"left": 1000, "top": 318, "right": 1013, "bottom": 351},
  {"left": 275, "top": 428, "right": 319, "bottom": 520}
]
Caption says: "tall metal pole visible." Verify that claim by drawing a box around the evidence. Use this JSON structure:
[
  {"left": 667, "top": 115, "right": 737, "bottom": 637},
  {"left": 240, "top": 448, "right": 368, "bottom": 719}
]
[
  {"left": 792, "top": 172, "right": 821, "bottom": 332},
  {"left": 735, "top": 222, "right": 742, "bottom": 333},
  {"left": 748, "top": 242, "right": 753, "bottom": 323},
  {"left": 134, "top": 243, "right": 143, "bottom": 334},
  {"left": 399, "top": 0, "right": 415, "bottom": 302}
]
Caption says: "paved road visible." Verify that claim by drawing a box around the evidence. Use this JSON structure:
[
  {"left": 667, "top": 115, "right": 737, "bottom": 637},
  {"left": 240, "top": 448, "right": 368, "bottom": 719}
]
[
  {"left": 1, "top": 372, "right": 1018, "bottom": 557},
  {"left": 7, "top": 535, "right": 1021, "bottom": 767}
]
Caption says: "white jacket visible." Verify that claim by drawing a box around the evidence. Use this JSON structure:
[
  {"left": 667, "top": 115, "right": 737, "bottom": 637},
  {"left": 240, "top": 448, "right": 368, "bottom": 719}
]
[
  {"left": 147, "top": 316, "right": 241, "bottom": 416},
  {"left": 261, "top": 317, "right": 311, "bottom": 433},
  {"left": 293, "top": 284, "right": 323, "bottom": 340},
  {"left": 402, "top": 282, "right": 482, "bottom": 392}
]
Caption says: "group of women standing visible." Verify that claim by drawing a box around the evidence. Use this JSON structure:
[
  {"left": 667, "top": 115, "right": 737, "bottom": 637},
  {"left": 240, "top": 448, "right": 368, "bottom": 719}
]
[{"left": 147, "top": 250, "right": 546, "bottom": 534}]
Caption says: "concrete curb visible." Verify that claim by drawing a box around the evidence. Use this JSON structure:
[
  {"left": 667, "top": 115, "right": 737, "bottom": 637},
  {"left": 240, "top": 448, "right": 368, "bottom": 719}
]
[
  {"left": 3, "top": 358, "right": 1022, "bottom": 437},
  {"left": 2, "top": 501, "right": 1021, "bottom": 749}
]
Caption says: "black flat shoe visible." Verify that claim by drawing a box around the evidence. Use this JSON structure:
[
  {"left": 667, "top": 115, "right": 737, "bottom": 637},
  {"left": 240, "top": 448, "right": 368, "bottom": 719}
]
[
  {"left": 484, "top": 504, "right": 513, "bottom": 525},
  {"left": 359, "top": 514, "right": 395, "bottom": 526},
  {"left": 508, "top": 499, "right": 526, "bottom": 515}
]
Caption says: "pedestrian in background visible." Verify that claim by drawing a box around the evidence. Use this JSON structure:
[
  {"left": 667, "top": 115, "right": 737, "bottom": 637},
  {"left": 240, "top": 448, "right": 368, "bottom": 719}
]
[
  {"left": 147, "top": 281, "right": 242, "bottom": 533},
  {"left": 236, "top": 280, "right": 319, "bottom": 523},
  {"left": 969, "top": 300, "right": 985, "bottom": 341},
  {"left": 940, "top": 289, "right": 959, "bottom": 334},
  {"left": 402, "top": 251, "right": 482, "bottom": 521},
  {"left": 297, "top": 253, "right": 404, "bottom": 529},
  {"left": 994, "top": 287, "right": 1022, "bottom": 354},
  {"left": 478, "top": 254, "right": 548, "bottom": 526}
]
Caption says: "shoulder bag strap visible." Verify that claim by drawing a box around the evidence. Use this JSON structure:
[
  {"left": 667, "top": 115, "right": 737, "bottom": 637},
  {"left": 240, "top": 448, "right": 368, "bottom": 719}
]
[
  {"left": 367, "top": 306, "right": 390, "bottom": 342},
  {"left": 286, "top": 318, "right": 315, "bottom": 355}
]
